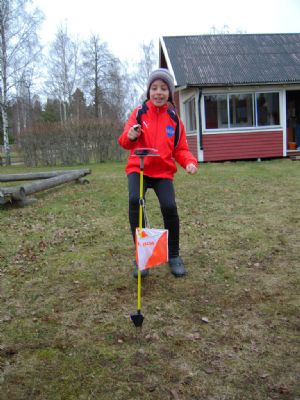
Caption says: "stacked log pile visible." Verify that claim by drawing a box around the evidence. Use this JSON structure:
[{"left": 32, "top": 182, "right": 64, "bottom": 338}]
[{"left": 0, "top": 169, "right": 91, "bottom": 206}]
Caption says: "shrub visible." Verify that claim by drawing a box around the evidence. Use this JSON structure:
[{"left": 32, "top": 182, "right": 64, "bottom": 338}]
[{"left": 20, "top": 119, "right": 125, "bottom": 166}]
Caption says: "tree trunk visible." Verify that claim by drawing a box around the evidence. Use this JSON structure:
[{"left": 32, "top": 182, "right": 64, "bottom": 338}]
[
  {"left": 0, "top": 169, "right": 91, "bottom": 182},
  {"left": 0, "top": 7, "right": 10, "bottom": 166},
  {"left": 18, "top": 170, "right": 88, "bottom": 196},
  {"left": 0, "top": 170, "right": 91, "bottom": 204},
  {"left": 1, "top": 105, "right": 10, "bottom": 165}
]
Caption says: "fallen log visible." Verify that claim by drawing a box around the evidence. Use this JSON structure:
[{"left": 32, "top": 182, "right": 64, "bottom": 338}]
[
  {"left": 0, "top": 169, "right": 91, "bottom": 182},
  {"left": 0, "top": 169, "right": 91, "bottom": 205},
  {"left": 0, "top": 186, "right": 26, "bottom": 202},
  {"left": 20, "top": 171, "right": 89, "bottom": 196}
]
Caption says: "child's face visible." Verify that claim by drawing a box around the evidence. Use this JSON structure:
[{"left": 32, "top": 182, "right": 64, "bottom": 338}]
[{"left": 149, "top": 79, "right": 169, "bottom": 107}]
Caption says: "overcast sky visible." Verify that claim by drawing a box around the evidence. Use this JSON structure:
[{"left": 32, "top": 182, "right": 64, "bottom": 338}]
[{"left": 33, "top": 0, "right": 300, "bottom": 66}]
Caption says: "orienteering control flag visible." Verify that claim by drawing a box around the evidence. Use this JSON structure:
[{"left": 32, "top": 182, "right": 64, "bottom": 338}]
[{"left": 136, "top": 228, "right": 168, "bottom": 270}]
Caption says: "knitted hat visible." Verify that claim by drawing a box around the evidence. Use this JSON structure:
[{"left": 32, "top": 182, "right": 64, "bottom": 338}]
[{"left": 146, "top": 68, "right": 175, "bottom": 102}]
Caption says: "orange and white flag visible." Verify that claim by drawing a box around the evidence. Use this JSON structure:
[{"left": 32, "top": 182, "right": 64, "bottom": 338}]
[{"left": 135, "top": 228, "right": 168, "bottom": 270}]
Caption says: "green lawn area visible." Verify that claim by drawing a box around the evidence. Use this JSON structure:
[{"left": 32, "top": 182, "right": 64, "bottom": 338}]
[{"left": 0, "top": 159, "right": 299, "bottom": 400}]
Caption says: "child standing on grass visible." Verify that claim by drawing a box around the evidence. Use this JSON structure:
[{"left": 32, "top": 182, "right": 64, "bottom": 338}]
[{"left": 118, "top": 68, "right": 197, "bottom": 278}]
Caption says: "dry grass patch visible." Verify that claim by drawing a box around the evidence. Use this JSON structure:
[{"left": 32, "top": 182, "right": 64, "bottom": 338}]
[{"left": 0, "top": 159, "right": 299, "bottom": 400}]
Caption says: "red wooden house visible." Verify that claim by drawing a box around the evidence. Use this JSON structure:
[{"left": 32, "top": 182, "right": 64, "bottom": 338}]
[{"left": 159, "top": 33, "right": 300, "bottom": 162}]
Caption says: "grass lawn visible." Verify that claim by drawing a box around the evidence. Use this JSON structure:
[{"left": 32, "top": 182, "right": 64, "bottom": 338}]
[{"left": 0, "top": 159, "right": 299, "bottom": 400}]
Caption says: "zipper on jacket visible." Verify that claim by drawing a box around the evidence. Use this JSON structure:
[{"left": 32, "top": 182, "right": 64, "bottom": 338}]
[{"left": 155, "top": 107, "right": 159, "bottom": 149}]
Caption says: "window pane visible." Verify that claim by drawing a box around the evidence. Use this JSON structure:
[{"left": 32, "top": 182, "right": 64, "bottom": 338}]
[
  {"left": 229, "top": 94, "right": 253, "bottom": 127},
  {"left": 257, "top": 93, "right": 280, "bottom": 126},
  {"left": 204, "top": 95, "right": 228, "bottom": 129},
  {"left": 184, "top": 97, "right": 197, "bottom": 132}
]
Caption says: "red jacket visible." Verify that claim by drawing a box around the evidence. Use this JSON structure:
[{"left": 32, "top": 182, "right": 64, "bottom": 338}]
[{"left": 118, "top": 100, "right": 197, "bottom": 180}]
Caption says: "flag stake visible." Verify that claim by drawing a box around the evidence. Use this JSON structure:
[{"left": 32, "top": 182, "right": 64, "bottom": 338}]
[{"left": 130, "top": 148, "right": 159, "bottom": 328}]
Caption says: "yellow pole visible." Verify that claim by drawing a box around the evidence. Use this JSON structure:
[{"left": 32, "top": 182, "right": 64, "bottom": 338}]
[{"left": 137, "top": 158, "right": 144, "bottom": 312}]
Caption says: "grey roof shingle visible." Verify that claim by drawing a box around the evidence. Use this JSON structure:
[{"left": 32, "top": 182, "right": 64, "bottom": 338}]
[{"left": 161, "top": 34, "right": 300, "bottom": 87}]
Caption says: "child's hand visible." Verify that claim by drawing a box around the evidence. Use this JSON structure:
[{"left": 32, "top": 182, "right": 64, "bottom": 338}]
[
  {"left": 128, "top": 125, "right": 142, "bottom": 141},
  {"left": 186, "top": 163, "right": 197, "bottom": 175}
]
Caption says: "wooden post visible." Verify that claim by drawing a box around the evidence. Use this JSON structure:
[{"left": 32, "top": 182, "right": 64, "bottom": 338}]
[
  {"left": 0, "top": 169, "right": 91, "bottom": 205},
  {"left": 0, "top": 169, "right": 91, "bottom": 182}
]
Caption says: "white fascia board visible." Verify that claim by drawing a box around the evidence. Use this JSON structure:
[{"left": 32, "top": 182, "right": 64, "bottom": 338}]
[
  {"left": 175, "top": 85, "right": 188, "bottom": 91},
  {"left": 159, "top": 37, "right": 177, "bottom": 86},
  {"left": 281, "top": 90, "right": 287, "bottom": 156}
]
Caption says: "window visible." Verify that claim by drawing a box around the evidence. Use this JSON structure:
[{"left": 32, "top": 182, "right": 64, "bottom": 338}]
[
  {"left": 256, "top": 93, "right": 280, "bottom": 126},
  {"left": 204, "top": 92, "right": 280, "bottom": 130},
  {"left": 184, "top": 97, "right": 197, "bottom": 132},
  {"left": 204, "top": 95, "right": 227, "bottom": 129},
  {"left": 229, "top": 94, "right": 253, "bottom": 127}
]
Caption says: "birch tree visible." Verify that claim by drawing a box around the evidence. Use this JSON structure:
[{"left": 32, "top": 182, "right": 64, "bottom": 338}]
[
  {"left": 80, "top": 34, "right": 119, "bottom": 119},
  {"left": 132, "top": 40, "right": 156, "bottom": 100},
  {"left": 46, "top": 24, "right": 79, "bottom": 123},
  {"left": 13, "top": 68, "right": 33, "bottom": 142},
  {"left": 102, "top": 60, "right": 129, "bottom": 122},
  {"left": 0, "top": 0, "right": 43, "bottom": 164}
]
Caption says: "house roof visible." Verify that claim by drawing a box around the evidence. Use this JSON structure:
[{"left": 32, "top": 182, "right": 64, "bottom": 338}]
[{"left": 160, "top": 33, "right": 300, "bottom": 87}]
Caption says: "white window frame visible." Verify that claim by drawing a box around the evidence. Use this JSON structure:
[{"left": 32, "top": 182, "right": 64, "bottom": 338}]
[
  {"left": 203, "top": 90, "right": 281, "bottom": 132},
  {"left": 184, "top": 96, "right": 197, "bottom": 134}
]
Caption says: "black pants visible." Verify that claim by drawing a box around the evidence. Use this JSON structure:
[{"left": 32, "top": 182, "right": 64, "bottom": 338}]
[{"left": 128, "top": 172, "right": 179, "bottom": 258}]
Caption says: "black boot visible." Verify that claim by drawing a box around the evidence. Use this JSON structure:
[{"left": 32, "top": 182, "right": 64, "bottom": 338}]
[
  {"left": 169, "top": 256, "right": 186, "bottom": 277},
  {"left": 133, "top": 261, "right": 149, "bottom": 279}
]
